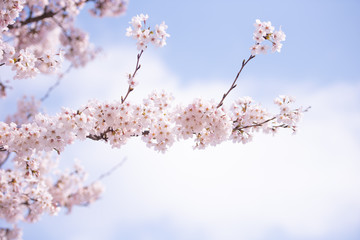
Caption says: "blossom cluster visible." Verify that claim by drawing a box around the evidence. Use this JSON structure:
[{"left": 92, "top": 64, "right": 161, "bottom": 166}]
[
  {"left": 59, "top": 27, "right": 98, "bottom": 68},
  {"left": 48, "top": 161, "right": 104, "bottom": 213},
  {"left": 250, "top": 19, "right": 286, "bottom": 55},
  {"left": 5, "top": 96, "right": 41, "bottom": 125},
  {"left": 0, "top": 152, "right": 104, "bottom": 235},
  {"left": 89, "top": 0, "right": 128, "bottom": 17},
  {"left": 0, "top": 0, "right": 25, "bottom": 31},
  {"left": 0, "top": 225, "right": 22, "bottom": 240},
  {"left": 10, "top": 49, "right": 64, "bottom": 79},
  {"left": 274, "top": 95, "right": 303, "bottom": 128},
  {"left": 0, "top": 0, "right": 129, "bottom": 80},
  {"left": 0, "top": 97, "right": 104, "bottom": 238},
  {"left": 0, "top": 37, "right": 14, "bottom": 59},
  {"left": 126, "top": 14, "right": 170, "bottom": 50},
  {"left": 175, "top": 99, "right": 232, "bottom": 149},
  {"left": 0, "top": 93, "right": 304, "bottom": 157},
  {"left": 1, "top": 35, "right": 64, "bottom": 79}
]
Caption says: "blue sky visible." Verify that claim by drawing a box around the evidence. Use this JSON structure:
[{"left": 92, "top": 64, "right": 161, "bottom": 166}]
[
  {"left": 75, "top": 0, "right": 360, "bottom": 83},
  {"left": 1, "top": 0, "right": 360, "bottom": 240}
]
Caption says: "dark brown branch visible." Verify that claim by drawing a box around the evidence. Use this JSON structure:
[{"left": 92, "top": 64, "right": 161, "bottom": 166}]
[
  {"left": 86, "top": 128, "right": 150, "bottom": 143},
  {"left": 217, "top": 54, "right": 255, "bottom": 108},
  {"left": 121, "top": 49, "right": 144, "bottom": 104},
  {"left": 87, "top": 127, "right": 114, "bottom": 141},
  {"left": 7, "top": 0, "right": 98, "bottom": 30},
  {"left": 8, "top": 9, "right": 63, "bottom": 30}
]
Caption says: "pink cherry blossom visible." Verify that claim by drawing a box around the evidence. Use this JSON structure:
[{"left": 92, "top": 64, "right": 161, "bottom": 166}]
[{"left": 0, "top": 8, "right": 306, "bottom": 239}]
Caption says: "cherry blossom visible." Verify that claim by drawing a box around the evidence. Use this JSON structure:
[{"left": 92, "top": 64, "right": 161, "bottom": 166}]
[
  {"left": 126, "top": 14, "right": 170, "bottom": 50},
  {"left": 250, "top": 19, "right": 286, "bottom": 55},
  {"left": 89, "top": 0, "right": 128, "bottom": 17},
  {"left": 0, "top": 0, "right": 128, "bottom": 80},
  {"left": 0, "top": 92, "right": 304, "bottom": 157},
  {"left": 0, "top": 5, "right": 307, "bottom": 238}
]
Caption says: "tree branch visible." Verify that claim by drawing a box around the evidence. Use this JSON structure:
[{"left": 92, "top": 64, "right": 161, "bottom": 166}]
[
  {"left": 217, "top": 54, "right": 255, "bottom": 108},
  {"left": 233, "top": 107, "right": 311, "bottom": 132},
  {"left": 8, "top": 9, "right": 63, "bottom": 30},
  {"left": 40, "top": 65, "right": 73, "bottom": 102},
  {"left": 121, "top": 50, "right": 144, "bottom": 104},
  {"left": 87, "top": 127, "right": 114, "bottom": 141},
  {"left": 96, "top": 157, "right": 127, "bottom": 181},
  {"left": 233, "top": 117, "right": 277, "bottom": 131}
]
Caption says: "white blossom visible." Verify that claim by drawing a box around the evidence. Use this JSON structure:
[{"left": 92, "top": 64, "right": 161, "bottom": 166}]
[
  {"left": 250, "top": 19, "right": 286, "bottom": 55},
  {"left": 126, "top": 14, "right": 170, "bottom": 50}
]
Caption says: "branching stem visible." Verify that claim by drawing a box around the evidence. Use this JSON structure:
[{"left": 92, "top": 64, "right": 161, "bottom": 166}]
[
  {"left": 217, "top": 54, "right": 255, "bottom": 108},
  {"left": 97, "top": 157, "right": 127, "bottom": 181},
  {"left": 121, "top": 50, "right": 144, "bottom": 104},
  {"left": 234, "top": 117, "right": 277, "bottom": 131},
  {"left": 8, "top": 9, "right": 63, "bottom": 29},
  {"left": 40, "top": 65, "right": 73, "bottom": 102}
]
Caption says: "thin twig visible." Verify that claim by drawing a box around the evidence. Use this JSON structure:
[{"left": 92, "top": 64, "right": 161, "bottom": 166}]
[
  {"left": 40, "top": 65, "right": 73, "bottom": 102},
  {"left": 121, "top": 50, "right": 144, "bottom": 104},
  {"left": 217, "top": 54, "right": 255, "bottom": 108},
  {"left": 97, "top": 157, "right": 127, "bottom": 181},
  {"left": 234, "top": 106, "right": 311, "bottom": 131},
  {"left": 51, "top": 17, "right": 73, "bottom": 42},
  {"left": 234, "top": 117, "right": 277, "bottom": 131}
]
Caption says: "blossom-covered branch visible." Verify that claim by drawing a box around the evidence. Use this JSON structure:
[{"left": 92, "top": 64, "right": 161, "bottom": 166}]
[
  {"left": 0, "top": 13, "right": 306, "bottom": 240},
  {"left": 0, "top": 92, "right": 304, "bottom": 155},
  {"left": 0, "top": 0, "right": 128, "bottom": 81},
  {"left": 121, "top": 49, "right": 143, "bottom": 104}
]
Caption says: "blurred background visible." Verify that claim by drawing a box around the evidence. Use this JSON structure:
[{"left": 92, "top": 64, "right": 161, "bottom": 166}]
[{"left": 1, "top": 0, "right": 360, "bottom": 239}]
